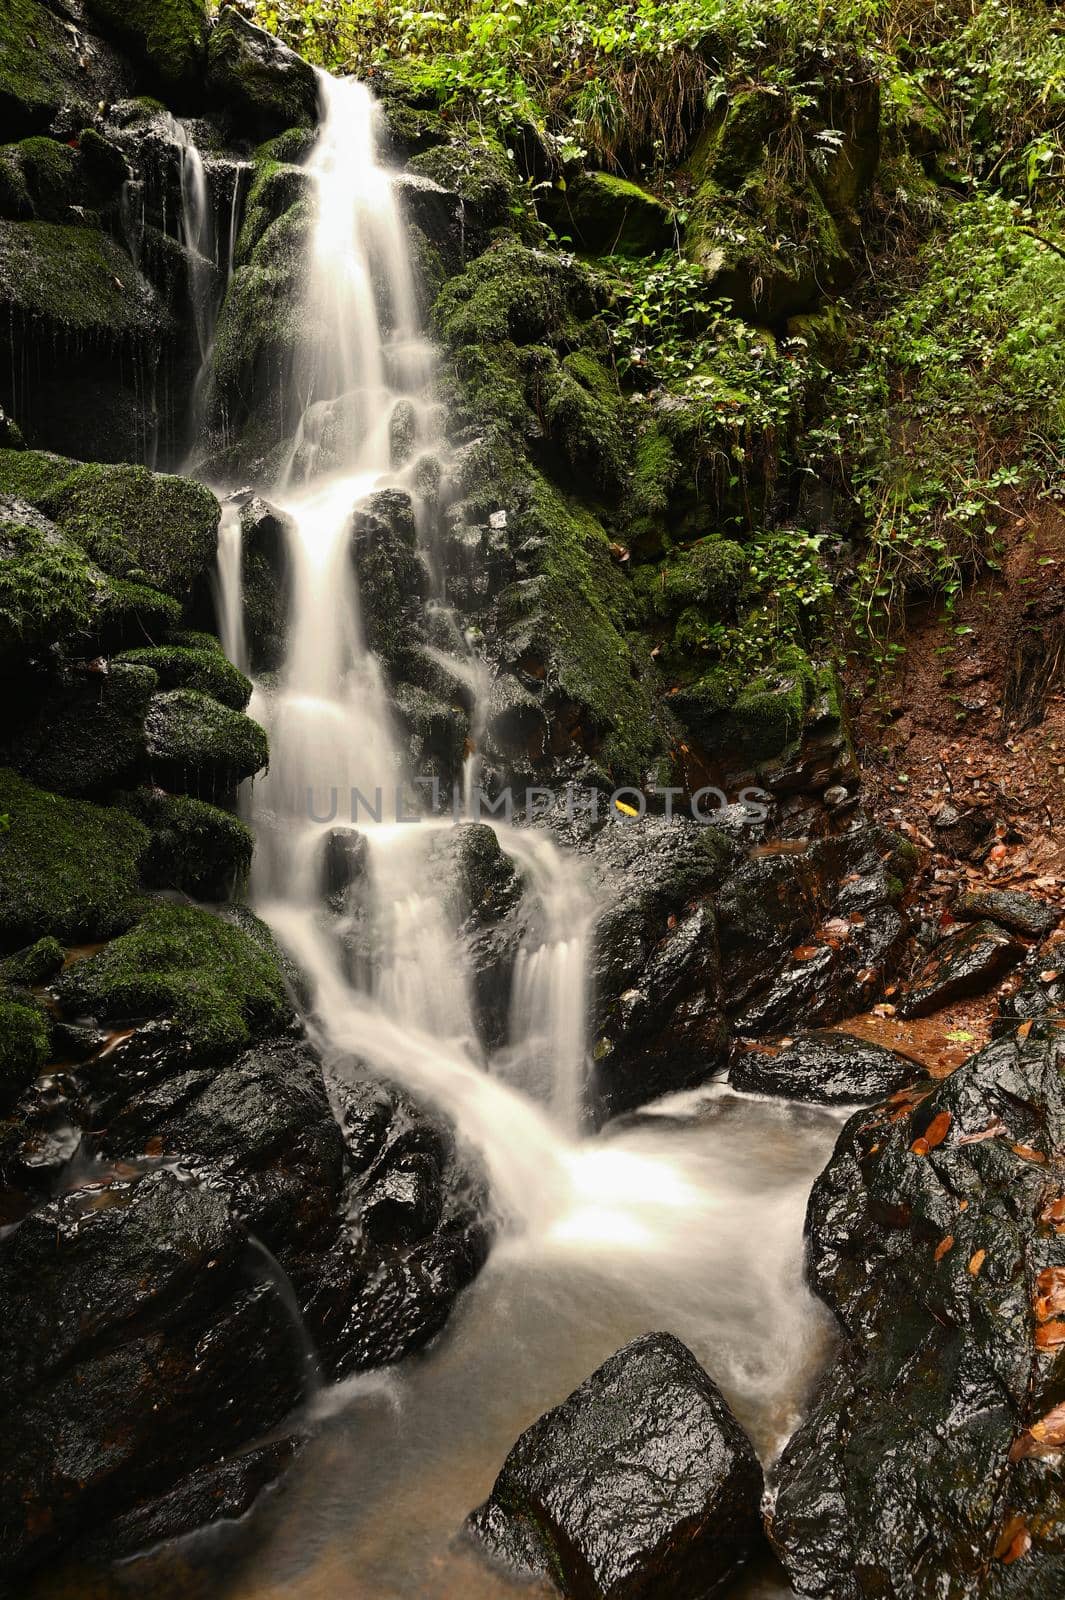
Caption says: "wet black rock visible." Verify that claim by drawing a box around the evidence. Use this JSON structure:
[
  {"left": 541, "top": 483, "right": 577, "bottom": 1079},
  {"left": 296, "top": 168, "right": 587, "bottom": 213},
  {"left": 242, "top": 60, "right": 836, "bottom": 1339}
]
[
  {"left": 717, "top": 824, "right": 913, "bottom": 1037},
  {"left": 465, "top": 1331, "right": 764, "bottom": 1599},
  {"left": 770, "top": 1028, "right": 1065, "bottom": 1599},
  {"left": 898, "top": 918, "right": 1025, "bottom": 1018},
  {"left": 351, "top": 489, "right": 427, "bottom": 674},
  {"left": 321, "top": 827, "right": 369, "bottom": 907},
  {"left": 730, "top": 1030, "right": 921, "bottom": 1105},
  {"left": 236, "top": 495, "right": 293, "bottom": 674},
  {"left": 953, "top": 887, "right": 1061, "bottom": 940},
  {"left": 585, "top": 816, "right": 738, "bottom": 1122}
]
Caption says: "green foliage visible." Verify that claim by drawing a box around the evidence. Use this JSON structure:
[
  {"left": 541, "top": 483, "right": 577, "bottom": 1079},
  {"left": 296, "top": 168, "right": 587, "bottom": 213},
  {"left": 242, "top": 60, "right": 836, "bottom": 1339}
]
[
  {"left": 809, "top": 193, "right": 1065, "bottom": 661},
  {"left": 54, "top": 902, "right": 291, "bottom": 1056},
  {"left": 0, "top": 937, "right": 64, "bottom": 987},
  {"left": 0, "top": 520, "right": 99, "bottom": 651}
]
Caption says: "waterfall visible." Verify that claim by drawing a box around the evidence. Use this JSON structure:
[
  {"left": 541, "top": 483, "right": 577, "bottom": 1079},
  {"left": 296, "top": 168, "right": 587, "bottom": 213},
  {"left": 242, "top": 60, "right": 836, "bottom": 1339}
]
[
  {"left": 197, "top": 73, "right": 843, "bottom": 1593},
  {"left": 207, "top": 69, "right": 610, "bottom": 1218}
]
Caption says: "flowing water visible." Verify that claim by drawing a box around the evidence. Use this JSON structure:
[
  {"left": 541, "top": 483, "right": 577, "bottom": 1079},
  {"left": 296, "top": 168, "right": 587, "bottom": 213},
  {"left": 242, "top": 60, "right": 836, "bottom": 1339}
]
[{"left": 96, "top": 68, "right": 848, "bottom": 1599}]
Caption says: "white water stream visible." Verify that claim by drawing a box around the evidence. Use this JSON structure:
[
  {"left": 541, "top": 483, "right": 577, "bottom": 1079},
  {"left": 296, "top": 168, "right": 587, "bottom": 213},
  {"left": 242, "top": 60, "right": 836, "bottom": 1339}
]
[{"left": 169, "top": 70, "right": 842, "bottom": 1600}]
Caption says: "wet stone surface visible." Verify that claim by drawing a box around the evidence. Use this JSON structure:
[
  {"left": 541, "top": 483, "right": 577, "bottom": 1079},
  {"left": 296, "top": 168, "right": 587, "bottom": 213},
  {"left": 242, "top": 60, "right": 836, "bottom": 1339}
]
[{"left": 465, "top": 1331, "right": 765, "bottom": 1600}]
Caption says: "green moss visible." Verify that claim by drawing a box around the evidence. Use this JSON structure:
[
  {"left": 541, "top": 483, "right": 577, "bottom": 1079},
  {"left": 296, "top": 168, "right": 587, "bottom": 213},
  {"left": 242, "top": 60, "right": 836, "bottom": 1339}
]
[
  {"left": 11, "top": 660, "right": 157, "bottom": 799},
  {"left": 0, "top": 987, "right": 49, "bottom": 1107},
  {"left": 521, "top": 472, "right": 667, "bottom": 779},
  {"left": 0, "top": 137, "right": 77, "bottom": 222},
  {"left": 0, "top": 768, "right": 148, "bottom": 948},
  {"left": 0, "top": 518, "right": 100, "bottom": 651},
  {"left": 115, "top": 643, "right": 251, "bottom": 712},
  {"left": 540, "top": 349, "right": 626, "bottom": 490},
  {"left": 652, "top": 537, "right": 750, "bottom": 618},
  {"left": 55, "top": 901, "right": 291, "bottom": 1057},
  {"left": 408, "top": 136, "right": 520, "bottom": 227},
  {"left": 145, "top": 688, "right": 269, "bottom": 795},
  {"left": 117, "top": 789, "right": 254, "bottom": 900},
  {"left": 98, "top": 581, "right": 183, "bottom": 643},
  {"left": 0, "top": 451, "right": 220, "bottom": 597},
  {"left": 542, "top": 170, "right": 673, "bottom": 257},
  {"left": 234, "top": 158, "right": 310, "bottom": 267},
  {"left": 83, "top": 0, "right": 208, "bottom": 95},
  {"left": 0, "top": 221, "right": 164, "bottom": 334},
  {"left": 434, "top": 236, "right": 589, "bottom": 348},
  {"left": 674, "top": 641, "right": 816, "bottom": 763},
  {"left": 0, "top": 936, "right": 63, "bottom": 986},
  {"left": 0, "top": 0, "right": 97, "bottom": 135}
]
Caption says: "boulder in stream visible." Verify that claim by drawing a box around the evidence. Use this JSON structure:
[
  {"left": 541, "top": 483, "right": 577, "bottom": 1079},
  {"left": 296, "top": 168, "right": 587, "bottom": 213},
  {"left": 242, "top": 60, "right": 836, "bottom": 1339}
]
[
  {"left": 464, "top": 1331, "right": 764, "bottom": 1598},
  {"left": 730, "top": 1030, "right": 922, "bottom": 1104}
]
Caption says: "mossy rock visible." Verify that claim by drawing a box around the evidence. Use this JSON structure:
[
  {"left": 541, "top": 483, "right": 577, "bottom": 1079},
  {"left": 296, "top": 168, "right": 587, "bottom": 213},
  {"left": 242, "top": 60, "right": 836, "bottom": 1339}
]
[
  {"left": 0, "top": 507, "right": 102, "bottom": 653},
  {"left": 115, "top": 642, "right": 251, "bottom": 712},
  {"left": 673, "top": 643, "right": 817, "bottom": 765},
  {"left": 0, "top": 937, "right": 63, "bottom": 987},
  {"left": 234, "top": 157, "right": 311, "bottom": 267},
  {"left": 640, "top": 538, "right": 751, "bottom": 622},
  {"left": 209, "top": 201, "right": 314, "bottom": 464},
  {"left": 540, "top": 171, "right": 672, "bottom": 257},
  {"left": 4, "top": 660, "right": 158, "bottom": 798},
  {"left": 0, "top": 451, "right": 220, "bottom": 597},
  {"left": 144, "top": 688, "right": 268, "bottom": 797},
  {"left": 0, "top": 132, "right": 129, "bottom": 224},
  {"left": 538, "top": 350, "right": 627, "bottom": 492},
  {"left": 0, "top": 767, "right": 148, "bottom": 948},
  {"left": 0, "top": 987, "right": 49, "bottom": 1109},
  {"left": 0, "top": 0, "right": 131, "bottom": 140},
  {"left": 407, "top": 137, "right": 520, "bottom": 230},
  {"left": 434, "top": 236, "right": 593, "bottom": 349},
  {"left": 54, "top": 901, "right": 291, "bottom": 1058},
  {"left": 206, "top": 10, "right": 319, "bottom": 142},
  {"left": 0, "top": 221, "right": 165, "bottom": 335},
  {"left": 117, "top": 789, "right": 254, "bottom": 901},
  {"left": 83, "top": 0, "right": 208, "bottom": 98},
  {"left": 97, "top": 581, "right": 183, "bottom": 648}
]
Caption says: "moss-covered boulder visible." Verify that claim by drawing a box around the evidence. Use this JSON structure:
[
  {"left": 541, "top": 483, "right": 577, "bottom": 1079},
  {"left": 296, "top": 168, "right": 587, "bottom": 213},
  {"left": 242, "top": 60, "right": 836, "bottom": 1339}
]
[
  {"left": 0, "top": 987, "right": 49, "bottom": 1109},
  {"left": 407, "top": 137, "right": 520, "bottom": 232},
  {"left": 673, "top": 643, "right": 818, "bottom": 765},
  {"left": 435, "top": 235, "right": 594, "bottom": 348},
  {"left": 0, "top": 937, "right": 63, "bottom": 988},
  {"left": 0, "top": 221, "right": 165, "bottom": 336},
  {"left": 0, "top": 0, "right": 132, "bottom": 140},
  {"left": 0, "top": 452, "right": 219, "bottom": 598},
  {"left": 118, "top": 788, "right": 254, "bottom": 900},
  {"left": 4, "top": 660, "right": 157, "bottom": 798},
  {"left": 209, "top": 199, "right": 313, "bottom": 471},
  {"left": 206, "top": 12, "right": 319, "bottom": 142},
  {"left": 0, "top": 133, "right": 130, "bottom": 225},
  {"left": 54, "top": 902, "right": 291, "bottom": 1056},
  {"left": 540, "top": 170, "right": 673, "bottom": 257},
  {"left": 83, "top": 0, "right": 208, "bottom": 99},
  {"left": 0, "top": 502, "right": 103, "bottom": 654},
  {"left": 538, "top": 350, "right": 627, "bottom": 491},
  {"left": 145, "top": 688, "right": 269, "bottom": 798},
  {"left": 116, "top": 639, "right": 252, "bottom": 712},
  {"left": 0, "top": 768, "right": 148, "bottom": 948}
]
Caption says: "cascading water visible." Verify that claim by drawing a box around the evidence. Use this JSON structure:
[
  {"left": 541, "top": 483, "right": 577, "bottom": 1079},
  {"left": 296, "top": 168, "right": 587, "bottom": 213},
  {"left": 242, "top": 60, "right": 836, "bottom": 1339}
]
[{"left": 201, "top": 68, "right": 844, "bottom": 1600}]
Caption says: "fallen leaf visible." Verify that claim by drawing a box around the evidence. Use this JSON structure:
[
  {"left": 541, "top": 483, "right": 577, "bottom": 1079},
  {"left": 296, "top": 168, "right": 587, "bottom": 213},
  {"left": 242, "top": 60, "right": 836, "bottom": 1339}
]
[
  {"left": 1029, "top": 1400, "right": 1065, "bottom": 1445},
  {"left": 968, "top": 1249, "right": 987, "bottom": 1276},
  {"left": 911, "top": 1136, "right": 930, "bottom": 1156},
  {"left": 1017, "top": 1019, "right": 1035, "bottom": 1040},
  {"left": 934, "top": 1235, "right": 955, "bottom": 1261},
  {"left": 958, "top": 1119, "right": 1006, "bottom": 1146},
  {"left": 1034, "top": 1318, "right": 1065, "bottom": 1350},
  {"left": 924, "top": 1110, "right": 952, "bottom": 1149},
  {"left": 1034, "top": 1268, "right": 1065, "bottom": 1322},
  {"left": 996, "top": 1518, "right": 1032, "bottom": 1564},
  {"left": 1040, "top": 1196, "right": 1065, "bottom": 1225},
  {"left": 1011, "top": 1143, "right": 1046, "bottom": 1164}
]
